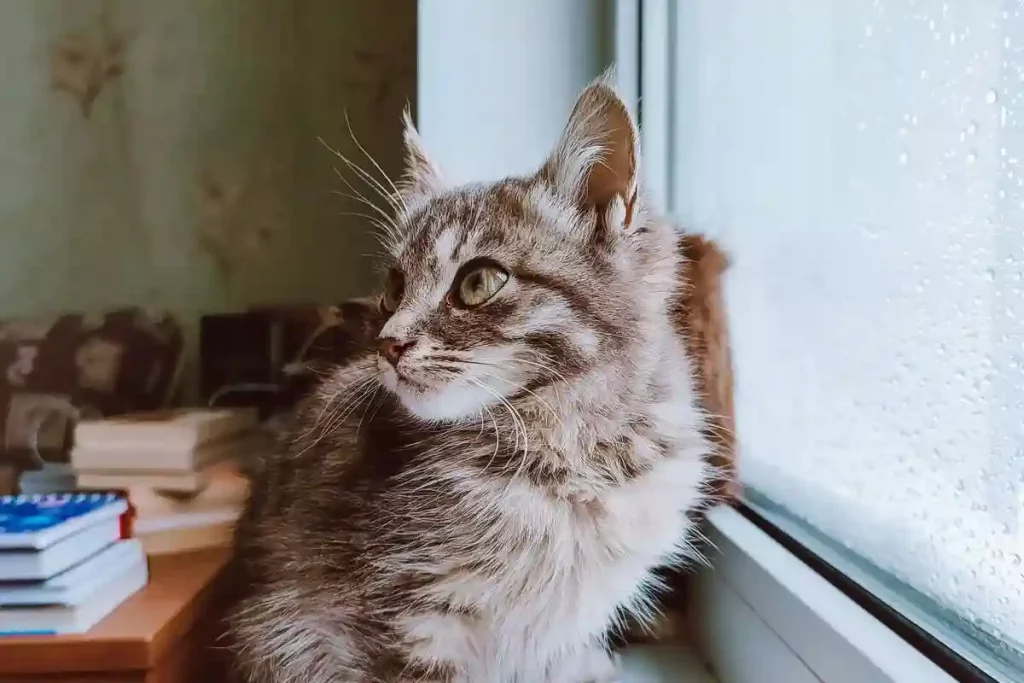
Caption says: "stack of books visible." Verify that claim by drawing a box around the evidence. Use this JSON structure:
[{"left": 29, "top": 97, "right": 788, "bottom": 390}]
[
  {"left": 0, "top": 492, "right": 146, "bottom": 635},
  {"left": 70, "top": 408, "right": 261, "bottom": 555}
]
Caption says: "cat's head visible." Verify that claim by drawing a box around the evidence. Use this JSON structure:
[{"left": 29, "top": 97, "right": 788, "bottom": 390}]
[{"left": 373, "top": 77, "right": 677, "bottom": 422}]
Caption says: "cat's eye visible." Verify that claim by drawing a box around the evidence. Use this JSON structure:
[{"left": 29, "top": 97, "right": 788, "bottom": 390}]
[
  {"left": 456, "top": 264, "right": 509, "bottom": 307},
  {"left": 381, "top": 269, "right": 404, "bottom": 313}
]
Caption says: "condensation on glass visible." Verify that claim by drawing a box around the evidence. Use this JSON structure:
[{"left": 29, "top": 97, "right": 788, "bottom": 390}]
[{"left": 668, "top": 0, "right": 1024, "bottom": 663}]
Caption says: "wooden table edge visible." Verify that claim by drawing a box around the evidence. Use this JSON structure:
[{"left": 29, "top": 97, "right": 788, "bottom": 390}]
[{"left": 0, "top": 548, "right": 230, "bottom": 675}]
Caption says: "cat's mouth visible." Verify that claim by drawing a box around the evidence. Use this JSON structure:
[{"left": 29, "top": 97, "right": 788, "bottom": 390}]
[
  {"left": 391, "top": 371, "right": 430, "bottom": 391},
  {"left": 377, "top": 358, "right": 433, "bottom": 393}
]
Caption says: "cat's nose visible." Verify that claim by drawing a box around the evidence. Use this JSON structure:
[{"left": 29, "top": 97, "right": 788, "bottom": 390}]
[{"left": 377, "top": 337, "right": 415, "bottom": 366}]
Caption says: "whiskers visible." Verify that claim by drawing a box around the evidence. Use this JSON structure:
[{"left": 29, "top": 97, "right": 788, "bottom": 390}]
[
  {"left": 467, "top": 355, "right": 576, "bottom": 401},
  {"left": 478, "top": 373, "right": 563, "bottom": 431},
  {"left": 292, "top": 362, "right": 384, "bottom": 458},
  {"left": 320, "top": 114, "right": 408, "bottom": 257},
  {"left": 423, "top": 353, "right": 576, "bottom": 482},
  {"left": 445, "top": 356, "right": 576, "bottom": 419},
  {"left": 474, "top": 397, "right": 502, "bottom": 472},
  {"left": 465, "top": 376, "right": 532, "bottom": 482}
]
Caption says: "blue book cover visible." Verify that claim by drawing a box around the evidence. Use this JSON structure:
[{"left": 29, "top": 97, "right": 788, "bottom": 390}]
[{"left": 0, "top": 493, "right": 128, "bottom": 550}]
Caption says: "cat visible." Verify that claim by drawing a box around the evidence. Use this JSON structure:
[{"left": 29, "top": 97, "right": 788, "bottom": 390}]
[{"left": 227, "top": 74, "right": 715, "bottom": 683}]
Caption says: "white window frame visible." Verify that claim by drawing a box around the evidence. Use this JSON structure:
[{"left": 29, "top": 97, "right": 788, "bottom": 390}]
[{"left": 628, "top": 2, "right": 977, "bottom": 681}]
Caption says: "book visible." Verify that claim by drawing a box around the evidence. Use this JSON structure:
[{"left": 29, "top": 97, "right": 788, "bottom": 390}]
[
  {"left": 0, "top": 539, "right": 144, "bottom": 606},
  {"left": 126, "top": 464, "right": 245, "bottom": 556},
  {"left": 134, "top": 508, "right": 240, "bottom": 536},
  {"left": 73, "top": 407, "right": 259, "bottom": 454},
  {"left": 0, "top": 493, "right": 128, "bottom": 550},
  {"left": 71, "top": 427, "right": 268, "bottom": 474},
  {"left": 124, "top": 462, "right": 249, "bottom": 518},
  {"left": 77, "top": 469, "right": 209, "bottom": 494},
  {"left": 137, "top": 513, "right": 238, "bottom": 555},
  {"left": 0, "top": 516, "right": 122, "bottom": 581},
  {"left": 0, "top": 553, "right": 148, "bottom": 635}
]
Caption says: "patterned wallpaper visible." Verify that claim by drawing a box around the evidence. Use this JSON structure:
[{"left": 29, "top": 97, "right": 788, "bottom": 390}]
[{"left": 0, "top": 0, "right": 415, "bottom": 322}]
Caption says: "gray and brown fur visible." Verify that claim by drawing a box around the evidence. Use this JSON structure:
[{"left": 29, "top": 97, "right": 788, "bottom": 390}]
[{"left": 227, "top": 75, "right": 726, "bottom": 682}]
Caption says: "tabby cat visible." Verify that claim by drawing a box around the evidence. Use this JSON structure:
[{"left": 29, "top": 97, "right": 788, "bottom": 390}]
[{"left": 228, "top": 75, "right": 714, "bottom": 683}]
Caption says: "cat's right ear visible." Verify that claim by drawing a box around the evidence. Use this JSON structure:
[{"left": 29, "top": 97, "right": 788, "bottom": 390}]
[
  {"left": 399, "top": 108, "right": 446, "bottom": 201},
  {"left": 541, "top": 73, "right": 640, "bottom": 231}
]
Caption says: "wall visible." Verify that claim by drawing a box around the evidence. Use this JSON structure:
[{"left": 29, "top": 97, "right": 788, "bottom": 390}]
[
  {"left": 417, "top": 0, "right": 613, "bottom": 183},
  {"left": 0, "top": 0, "right": 415, "bottom": 322}
]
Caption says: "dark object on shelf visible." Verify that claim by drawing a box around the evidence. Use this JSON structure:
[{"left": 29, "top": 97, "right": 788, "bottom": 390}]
[
  {"left": 199, "top": 300, "right": 383, "bottom": 419},
  {"left": 0, "top": 308, "right": 183, "bottom": 471}
]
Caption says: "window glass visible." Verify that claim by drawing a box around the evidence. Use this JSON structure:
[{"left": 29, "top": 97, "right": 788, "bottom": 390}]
[{"left": 668, "top": 0, "right": 1024, "bottom": 672}]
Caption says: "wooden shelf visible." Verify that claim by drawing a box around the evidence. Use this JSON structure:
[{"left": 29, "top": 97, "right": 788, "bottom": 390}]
[{"left": 0, "top": 549, "right": 230, "bottom": 681}]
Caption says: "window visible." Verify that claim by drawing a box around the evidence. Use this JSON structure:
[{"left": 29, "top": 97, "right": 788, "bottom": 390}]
[{"left": 643, "top": 1, "right": 1024, "bottom": 680}]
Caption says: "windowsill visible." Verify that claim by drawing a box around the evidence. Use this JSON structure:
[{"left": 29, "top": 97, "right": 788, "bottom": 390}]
[
  {"left": 692, "top": 505, "right": 958, "bottom": 683},
  {"left": 619, "top": 644, "right": 717, "bottom": 682}
]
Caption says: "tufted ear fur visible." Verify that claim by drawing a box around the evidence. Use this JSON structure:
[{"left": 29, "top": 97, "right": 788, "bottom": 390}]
[
  {"left": 399, "top": 108, "right": 446, "bottom": 201},
  {"left": 543, "top": 74, "right": 639, "bottom": 229}
]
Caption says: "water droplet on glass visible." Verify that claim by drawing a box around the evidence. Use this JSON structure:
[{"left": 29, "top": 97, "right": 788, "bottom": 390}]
[
  {"left": 1001, "top": 106, "right": 1009, "bottom": 127},
  {"left": 967, "top": 151, "right": 978, "bottom": 164},
  {"left": 920, "top": 69, "right": 930, "bottom": 80},
  {"left": 899, "top": 152, "right": 909, "bottom": 165},
  {"left": 949, "top": 32, "right": 957, "bottom": 46},
  {"left": 986, "top": 89, "right": 999, "bottom": 104},
  {"left": 864, "top": 24, "right": 874, "bottom": 37},
  {"left": 967, "top": 120, "right": 979, "bottom": 135}
]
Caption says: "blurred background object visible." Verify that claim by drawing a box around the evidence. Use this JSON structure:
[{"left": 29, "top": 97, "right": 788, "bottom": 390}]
[
  {"left": 0, "top": 0, "right": 416, "bottom": 488},
  {"left": 0, "top": 0, "right": 415, "bottom": 401}
]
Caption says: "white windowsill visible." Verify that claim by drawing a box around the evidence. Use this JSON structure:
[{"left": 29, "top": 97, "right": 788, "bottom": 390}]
[
  {"left": 619, "top": 644, "right": 717, "bottom": 683},
  {"left": 693, "top": 505, "right": 958, "bottom": 683}
]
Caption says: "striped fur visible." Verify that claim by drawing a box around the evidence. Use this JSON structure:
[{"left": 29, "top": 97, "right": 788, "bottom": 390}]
[{"left": 229, "top": 76, "right": 713, "bottom": 683}]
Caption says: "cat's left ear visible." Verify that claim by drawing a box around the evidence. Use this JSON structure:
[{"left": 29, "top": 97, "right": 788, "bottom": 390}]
[
  {"left": 543, "top": 73, "right": 640, "bottom": 230},
  {"left": 399, "top": 108, "right": 446, "bottom": 202}
]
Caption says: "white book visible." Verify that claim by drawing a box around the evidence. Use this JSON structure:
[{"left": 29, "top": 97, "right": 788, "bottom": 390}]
[
  {"left": 0, "top": 516, "right": 122, "bottom": 581},
  {"left": 0, "top": 493, "right": 128, "bottom": 550},
  {"left": 0, "top": 540, "right": 144, "bottom": 606},
  {"left": 0, "top": 555, "right": 148, "bottom": 635},
  {"left": 73, "top": 408, "right": 258, "bottom": 454},
  {"left": 71, "top": 429, "right": 267, "bottom": 475},
  {"left": 134, "top": 507, "right": 240, "bottom": 535}
]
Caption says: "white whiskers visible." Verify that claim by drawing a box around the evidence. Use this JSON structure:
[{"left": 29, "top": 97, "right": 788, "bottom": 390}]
[
  {"left": 320, "top": 118, "right": 410, "bottom": 257},
  {"left": 293, "top": 369, "right": 382, "bottom": 459}
]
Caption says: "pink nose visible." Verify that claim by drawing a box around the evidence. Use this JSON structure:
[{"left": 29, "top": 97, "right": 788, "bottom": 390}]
[{"left": 377, "top": 337, "right": 414, "bottom": 366}]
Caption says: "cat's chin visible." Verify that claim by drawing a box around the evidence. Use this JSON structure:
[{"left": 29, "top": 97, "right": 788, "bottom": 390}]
[{"left": 380, "top": 370, "right": 497, "bottom": 424}]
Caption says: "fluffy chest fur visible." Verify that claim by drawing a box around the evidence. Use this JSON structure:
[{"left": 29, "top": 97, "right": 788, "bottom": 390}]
[{"left": 403, "top": 456, "right": 707, "bottom": 682}]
